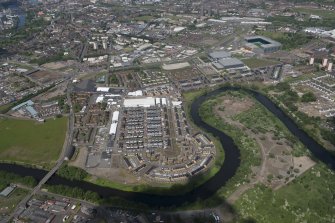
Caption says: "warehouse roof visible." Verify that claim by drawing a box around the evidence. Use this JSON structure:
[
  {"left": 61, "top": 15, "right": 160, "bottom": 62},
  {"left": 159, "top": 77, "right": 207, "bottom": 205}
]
[
  {"left": 124, "top": 97, "right": 157, "bottom": 107},
  {"left": 12, "top": 100, "right": 34, "bottom": 111},
  {"left": 26, "top": 106, "right": 38, "bottom": 117},
  {"left": 209, "top": 51, "right": 231, "bottom": 60},
  {"left": 96, "top": 87, "right": 110, "bottom": 92},
  {"left": 218, "top": 58, "right": 245, "bottom": 68},
  {"left": 112, "top": 111, "right": 119, "bottom": 122},
  {"left": 109, "top": 122, "right": 118, "bottom": 135},
  {"left": 0, "top": 185, "right": 16, "bottom": 197}
]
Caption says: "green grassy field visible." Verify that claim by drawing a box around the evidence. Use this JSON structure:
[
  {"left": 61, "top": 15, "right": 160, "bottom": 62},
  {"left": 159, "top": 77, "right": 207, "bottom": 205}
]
[
  {"left": 295, "top": 7, "right": 335, "bottom": 19},
  {"left": 0, "top": 104, "right": 13, "bottom": 114},
  {"left": 235, "top": 164, "right": 335, "bottom": 223},
  {"left": 256, "top": 31, "right": 313, "bottom": 50},
  {"left": 242, "top": 58, "right": 280, "bottom": 69},
  {"left": 133, "top": 15, "right": 155, "bottom": 22},
  {"left": 0, "top": 117, "right": 67, "bottom": 167}
]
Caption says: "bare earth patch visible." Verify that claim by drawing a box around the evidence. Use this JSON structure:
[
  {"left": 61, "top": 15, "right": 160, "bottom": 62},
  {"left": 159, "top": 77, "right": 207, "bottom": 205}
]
[
  {"left": 216, "top": 95, "right": 254, "bottom": 117},
  {"left": 69, "top": 146, "right": 88, "bottom": 168},
  {"left": 273, "top": 156, "right": 316, "bottom": 190},
  {"left": 42, "top": 62, "right": 67, "bottom": 70},
  {"left": 70, "top": 147, "right": 142, "bottom": 185}
]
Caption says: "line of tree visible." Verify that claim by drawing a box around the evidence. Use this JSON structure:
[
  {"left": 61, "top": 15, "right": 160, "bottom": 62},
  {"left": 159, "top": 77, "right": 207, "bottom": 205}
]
[
  {"left": 56, "top": 165, "right": 88, "bottom": 181},
  {"left": 44, "top": 185, "right": 100, "bottom": 203},
  {"left": 0, "top": 170, "right": 37, "bottom": 190}
]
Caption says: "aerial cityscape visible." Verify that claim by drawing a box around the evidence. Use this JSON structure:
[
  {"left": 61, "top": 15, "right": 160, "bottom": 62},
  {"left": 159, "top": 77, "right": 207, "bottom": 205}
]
[{"left": 0, "top": 0, "right": 335, "bottom": 222}]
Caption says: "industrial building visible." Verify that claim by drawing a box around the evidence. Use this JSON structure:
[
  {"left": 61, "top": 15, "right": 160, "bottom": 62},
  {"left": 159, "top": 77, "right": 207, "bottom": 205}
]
[
  {"left": 0, "top": 184, "right": 16, "bottom": 197},
  {"left": 213, "top": 57, "right": 245, "bottom": 69},
  {"left": 123, "top": 97, "right": 167, "bottom": 107},
  {"left": 208, "top": 50, "right": 231, "bottom": 60},
  {"left": 244, "top": 36, "right": 282, "bottom": 53}
]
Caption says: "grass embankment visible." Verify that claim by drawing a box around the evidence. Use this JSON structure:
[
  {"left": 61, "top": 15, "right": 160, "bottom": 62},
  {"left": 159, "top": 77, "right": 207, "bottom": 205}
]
[
  {"left": 235, "top": 164, "right": 335, "bottom": 223},
  {"left": 0, "top": 117, "right": 67, "bottom": 168}
]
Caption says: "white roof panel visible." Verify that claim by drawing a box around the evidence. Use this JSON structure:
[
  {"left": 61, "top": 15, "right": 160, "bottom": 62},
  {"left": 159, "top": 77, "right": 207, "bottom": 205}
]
[
  {"left": 112, "top": 111, "right": 119, "bottom": 122},
  {"left": 109, "top": 123, "right": 118, "bottom": 135},
  {"left": 124, "top": 97, "right": 157, "bottom": 107}
]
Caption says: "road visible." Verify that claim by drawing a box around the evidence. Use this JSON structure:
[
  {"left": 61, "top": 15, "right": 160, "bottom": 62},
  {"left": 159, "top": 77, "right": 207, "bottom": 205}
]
[{"left": 3, "top": 81, "right": 75, "bottom": 223}]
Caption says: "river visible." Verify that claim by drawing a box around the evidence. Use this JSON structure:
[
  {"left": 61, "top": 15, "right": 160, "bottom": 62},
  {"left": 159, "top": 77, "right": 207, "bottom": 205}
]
[{"left": 0, "top": 86, "right": 334, "bottom": 207}]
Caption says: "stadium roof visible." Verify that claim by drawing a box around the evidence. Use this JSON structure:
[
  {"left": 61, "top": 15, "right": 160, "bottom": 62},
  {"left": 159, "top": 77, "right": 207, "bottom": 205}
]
[{"left": 245, "top": 36, "right": 282, "bottom": 49}]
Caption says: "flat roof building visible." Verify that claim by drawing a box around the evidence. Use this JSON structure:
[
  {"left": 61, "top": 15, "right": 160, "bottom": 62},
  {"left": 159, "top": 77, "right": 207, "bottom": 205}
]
[
  {"left": 0, "top": 185, "right": 16, "bottom": 197},
  {"left": 208, "top": 51, "right": 231, "bottom": 60},
  {"left": 11, "top": 100, "right": 34, "bottom": 111},
  {"left": 112, "top": 111, "right": 119, "bottom": 122},
  {"left": 109, "top": 122, "right": 118, "bottom": 135},
  {"left": 217, "top": 58, "right": 245, "bottom": 69},
  {"left": 123, "top": 97, "right": 164, "bottom": 107},
  {"left": 96, "top": 87, "right": 110, "bottom": 92},
  {"left": 26, "top": 106, "right": 38, "bottom": 117}
]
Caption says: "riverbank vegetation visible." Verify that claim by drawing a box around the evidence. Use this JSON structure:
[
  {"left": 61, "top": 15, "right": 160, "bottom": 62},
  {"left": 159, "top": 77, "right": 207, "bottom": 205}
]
[
  {"left": 0, "top": 170, "right": 34, "bottom": 215},
  {"left": 84, "top": 163, "right": 224, "bottom": 196},
  {"left": 0, "top": 117, "right": 67, "bottom": 168},
  {"left": 182, "top": 86, "right": 334, "bottom": 222},
  {"left": 266, "top": 82, "right": 335, "bottom": 151},
  {"left": 56, "top": 165, "right": 88, "bottom": 181},
  {"left": 183, "top": 88, "right": 226, "bottom": 170},
  {"left": 0, "top": 170, "right": 37, "bottom": 189},
  {"left": 44, "top": 185, "right": 100, "bottom": 203},
  {"left": 235, "top": 164, "right": 335, "bottom": 223},
  {"left": 198, "top": 94, "right": 261, "bottom": 196}
]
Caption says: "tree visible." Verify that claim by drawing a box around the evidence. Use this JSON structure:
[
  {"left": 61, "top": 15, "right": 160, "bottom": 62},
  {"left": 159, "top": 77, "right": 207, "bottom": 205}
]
[{"left": 301, "top": 92, "right": 317, "bottom": 102}]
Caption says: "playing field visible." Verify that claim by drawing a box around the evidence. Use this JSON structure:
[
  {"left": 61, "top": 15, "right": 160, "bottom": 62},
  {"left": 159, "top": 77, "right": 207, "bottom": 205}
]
[{"left": 0, "top": 117, "right": 67, "bottom": 166}]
